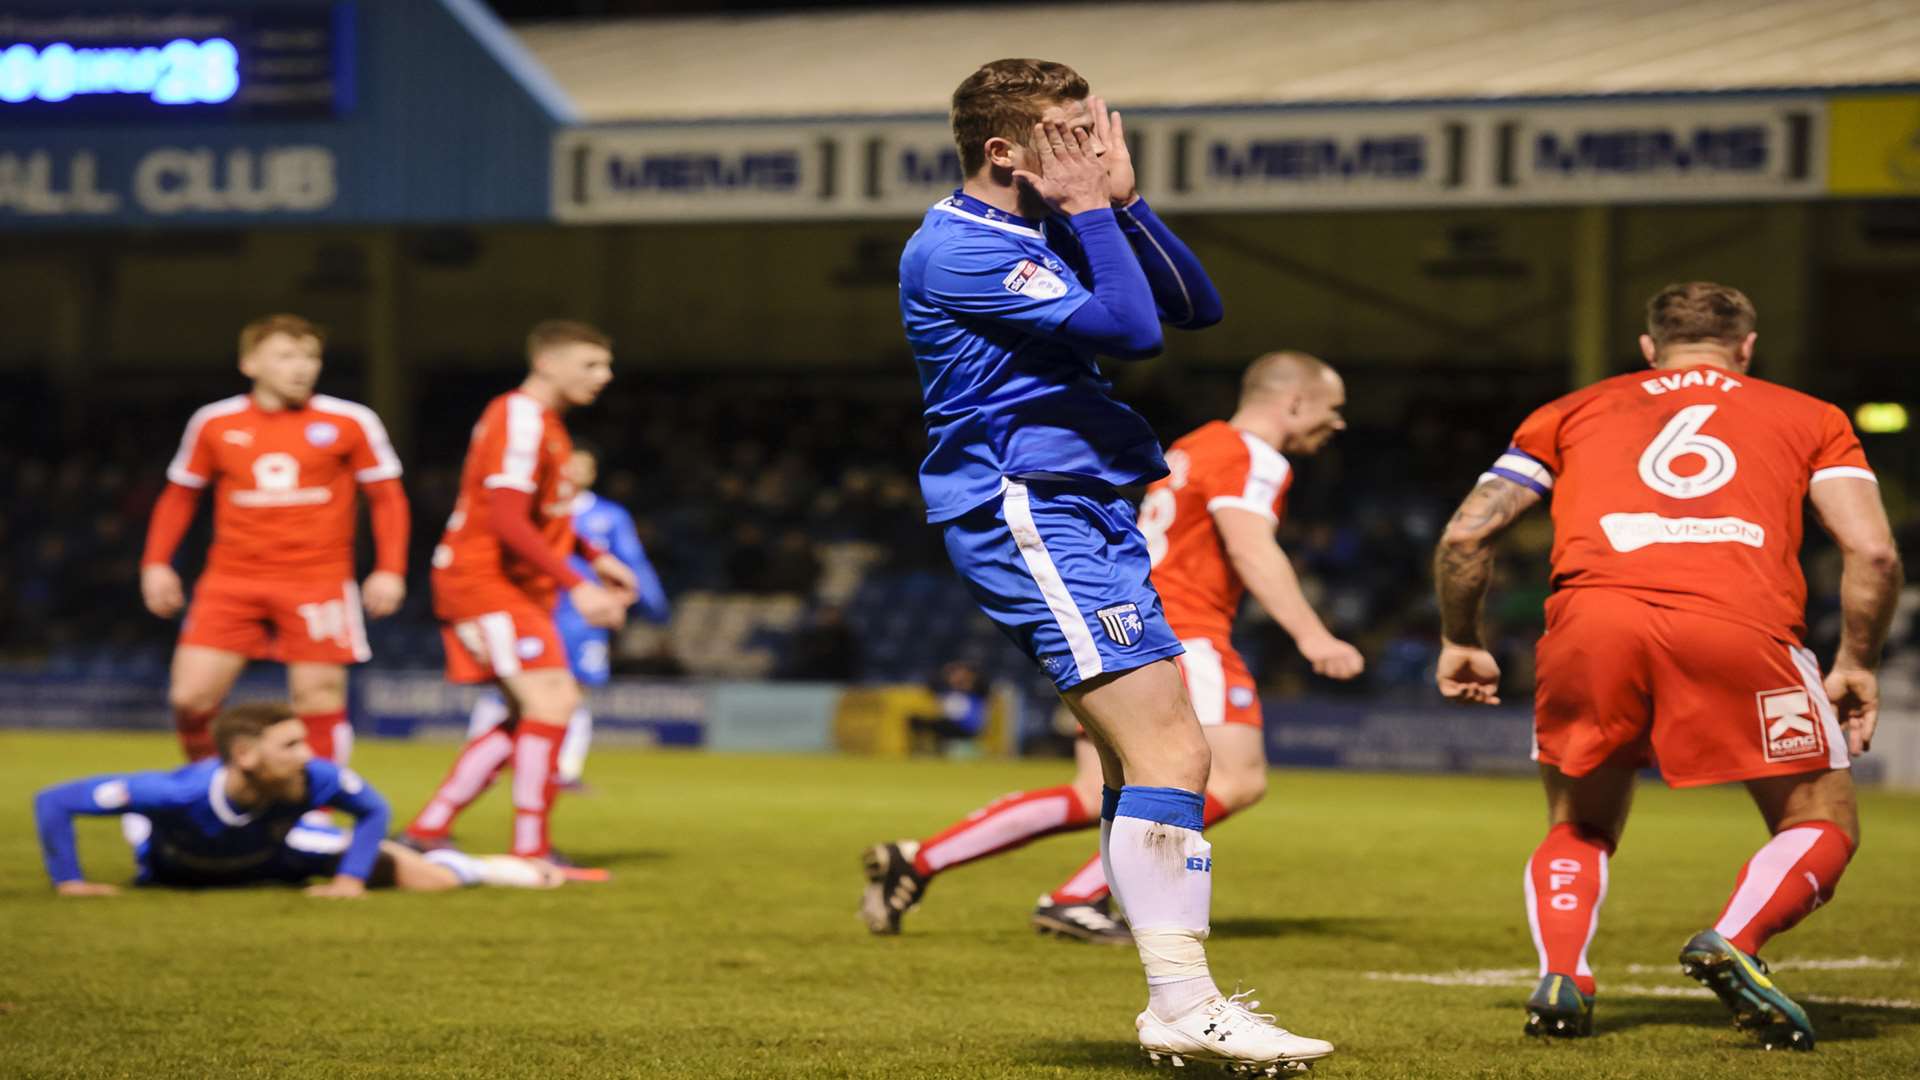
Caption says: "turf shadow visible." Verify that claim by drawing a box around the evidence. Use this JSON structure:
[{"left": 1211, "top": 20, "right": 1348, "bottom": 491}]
[
  {"left": 1597, "top": 998, "right": 1920, "bottom": 1043},
  {"left": 1211, "top": 915, "right": 1397, "bottom": 940},
  {"left": 1023, "top": 1037, "right": 1151, "bottom": 1070},
  {"left": 547, "top": 848, "right": 672, "bottom": 868}
]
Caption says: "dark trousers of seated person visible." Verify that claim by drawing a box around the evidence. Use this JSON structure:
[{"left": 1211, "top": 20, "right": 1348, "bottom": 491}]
[{"left": 910, "top": 716, "right": 979, "bottom": 754}]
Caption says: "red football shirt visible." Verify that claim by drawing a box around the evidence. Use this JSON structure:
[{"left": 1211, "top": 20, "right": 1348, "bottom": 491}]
[
  {"left": 166, "top": 394, "right": 402, "bottom": 578},
  {"left": 1139, "top": 420, "right": 1292, "bottom": 643},
  {"left": 431, "top": 391, "right": 579, "bottom": 614},
  {"left": 1490, "top": 365, "right": 1873, "bottom": 641}
]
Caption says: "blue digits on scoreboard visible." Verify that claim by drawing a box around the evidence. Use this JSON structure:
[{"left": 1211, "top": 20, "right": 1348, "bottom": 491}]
[{"left": 0, "top": 38, "right": 241, "bottom": 107}]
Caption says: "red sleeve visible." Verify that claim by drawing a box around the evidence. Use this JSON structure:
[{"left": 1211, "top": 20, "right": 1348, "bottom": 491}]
[
  {"left": 166, "top": 412, "right": 218, "bottom": 489},
  {"left": 1809, "top": 404, "right": 1875, "bottom": 483},
  {"left": 488, "top": 488, "right": 584, "bottom": 589},
  {"left": 362, "top": 478, "right": 411, "bottom": 576},
  {"left": 1204, "top": 435, "right": 1290, "bottom": 523},
  {"left": 141, "top": 483, "right": 202, "bottom": 567},
  {"left": 344, "top": 410, "right": 404, "bottom": 484},
  {"left": 576, "top": 536, "right": 608, "bottom": 563}
]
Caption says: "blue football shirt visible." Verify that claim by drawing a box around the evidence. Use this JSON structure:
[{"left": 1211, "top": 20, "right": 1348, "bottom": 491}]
[
  {"left": 900, "top": 191, "right": 1168, "bottom": 523},
  {"left": 34, "top": 757, "right": 389, "bottom": 885},
  {"left": 560, "top": 491, "right": 669, "bottom": 624}
]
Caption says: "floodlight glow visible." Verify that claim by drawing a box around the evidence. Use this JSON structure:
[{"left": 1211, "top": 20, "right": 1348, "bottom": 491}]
[{"left": 1855, "top": 403, "right": 1909, "bottom": 434}]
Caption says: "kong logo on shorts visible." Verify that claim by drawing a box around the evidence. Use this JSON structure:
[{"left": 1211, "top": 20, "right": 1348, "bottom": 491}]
[
  {"left": 1001, "top": 259, "right": 1069, "bottom": 299},
  {"left": 1096, "top": 603, "right": 1145, "bottom": 648},
  {"left": 1756, "top": 687, "right": 1825, "bottom": 763}
]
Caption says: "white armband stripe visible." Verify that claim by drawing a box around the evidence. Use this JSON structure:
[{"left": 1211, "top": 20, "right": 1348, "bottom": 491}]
[
  {"left": 1810, "top": 466, "right": 1876, "bottom": 485},
  {"left": 1492, "top": 452, "right": 1554, "bottom": 489}
]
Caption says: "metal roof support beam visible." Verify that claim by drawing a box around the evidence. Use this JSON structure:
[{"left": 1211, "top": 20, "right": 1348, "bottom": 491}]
[{"left": 1570, "top": 205, "right": 1615, "bottom": 389}]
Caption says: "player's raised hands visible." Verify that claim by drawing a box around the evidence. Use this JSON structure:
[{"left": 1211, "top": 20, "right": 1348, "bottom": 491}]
[
  {"left": 569, "top": 581, "right": 628, "bottom": 630},
  {"left": 140, "top": 564, "right": 185, "bottom": 619},
  {"left": 1011, "top": 121, "right": 1110, "bottom": 216},
  {"left": 305, "top": 874, "right": 368, "bottom": 899},
  {"left": 590, "top": 554, "right": 639, "bottom": 602},
  {"left": 1825, "top": 665, "right": 1879, "bottom": 754},
  {"left": 1089, "top": 98, "right": 1137, "bottom": 205},
  {"left": 361, "top": 570, "right": 406, "bottom": 619},
  {"left": 55, "top": 880, "right": 121, "bottom": 898},
  {"left": 1436, "top": 642, "right": 1502, "bottom": 705},
  {"left": 1301, "top": 635, "right": 1365, "bottom": 681}
]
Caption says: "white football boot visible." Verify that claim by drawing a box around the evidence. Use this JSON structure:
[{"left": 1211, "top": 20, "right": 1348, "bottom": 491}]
[{"left": 1137, "top": 989, "right": 1334, "bottom": 1074}]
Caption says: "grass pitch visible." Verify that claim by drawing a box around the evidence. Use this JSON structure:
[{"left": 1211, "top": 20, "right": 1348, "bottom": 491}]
[{"left": 3, "top": 730, "right": 1918, "bottom": 1079}]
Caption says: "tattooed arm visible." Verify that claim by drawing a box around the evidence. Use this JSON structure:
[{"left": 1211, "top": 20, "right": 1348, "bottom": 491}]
[{"left": 1433, "top": 476, "right": 1542, "bottom": 705}]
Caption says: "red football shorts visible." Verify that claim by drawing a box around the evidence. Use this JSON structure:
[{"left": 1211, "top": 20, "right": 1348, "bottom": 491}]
[
  {"left": 1175, "top": 636, "right": 1263, "bottom": 728},
  {"left": 1533, "top": 589, "right": 1849, "bottom": 788},
  {"left": 179, "top": 571, "right": 370, "bottom": 665},
  {"left": 437, "top": 587, "right": 567, "bottom": 685}
]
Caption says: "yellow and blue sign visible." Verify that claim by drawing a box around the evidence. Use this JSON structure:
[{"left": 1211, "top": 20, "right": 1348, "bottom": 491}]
[{"left": 1828, "top": 94, "right": 1920, "bottom": 197}]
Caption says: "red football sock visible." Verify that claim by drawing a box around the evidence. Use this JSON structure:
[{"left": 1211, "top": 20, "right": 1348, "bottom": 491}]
[
  {"left": 913, "top": 785, "right": 1093, "bottom": 877},
  {"left": 300, "top": 709, "right": 350, "bottom": 765},
  {"left": 1049, "top": 791, "right": 1236, "bottom": 905},
  {"left": 407, "top": 727, "right": 514, "bottom": 840},
  {"left": 1713, "top": 821, "right": 1855, "bottom": 956},
  {"left": 1524, "top": 823, "right": 1614, "bottom": 997},
  {"left": 174, "top": 706, "right": 218, "bottom": 762},
  {"left": 510, "top": 719, "right": 569, "bottom": 858}
]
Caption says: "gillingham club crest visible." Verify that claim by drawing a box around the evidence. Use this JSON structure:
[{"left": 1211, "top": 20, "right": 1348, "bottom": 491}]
[{"left": 1096, "top": 603, "right": 1145, "bottom": 648}]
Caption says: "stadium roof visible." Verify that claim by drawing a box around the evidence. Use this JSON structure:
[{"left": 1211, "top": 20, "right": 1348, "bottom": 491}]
[{"left": 515, "top": 0, "right": 1920, "bottom": 123}]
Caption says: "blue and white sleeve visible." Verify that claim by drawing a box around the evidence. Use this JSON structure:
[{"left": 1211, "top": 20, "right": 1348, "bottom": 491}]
[
  {"left": 1115, "top": 198, "right": 1223, "bottom": 329},
  {"left": 311, "top": 762, "right": 390, "bottom": 882},
  {"left": 34, "top": 771, "right": 179, "bottom": 885},
  {"left": 922, "top": 233, "right": 1092, "bottom": 336},
  {"left": 609, "top": 506, "right": 670, "bottom": 622}
]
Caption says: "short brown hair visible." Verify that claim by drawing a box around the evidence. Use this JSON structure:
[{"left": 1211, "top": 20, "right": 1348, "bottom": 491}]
[
  {"left": 951, "top": 59, "right": 1090, "bottom": 175},
  {"left": 239, "top": 314, "right": 324, "bottom": 358},
  {"left": 1645, "top": 282, "right": 1756, "bottom": 349},
  {"left": 527, "top": 319, "right": 612, "bottom": 361},
  {"left": 1240, "top": 350, "right": 1332, "bottom": 405},
  {"left": 211, "top": 701, "right": 299, "bottom": 761}
]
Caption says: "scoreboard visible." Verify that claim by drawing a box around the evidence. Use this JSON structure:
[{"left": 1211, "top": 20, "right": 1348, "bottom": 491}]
[{"left": 0, "top": 4, "right": 350, "bottom": 123}]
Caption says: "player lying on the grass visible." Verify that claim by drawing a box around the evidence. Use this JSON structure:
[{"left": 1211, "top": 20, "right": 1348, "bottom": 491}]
[
  {"left": 141, "top": 314, "right": 409, "bottom": 767},
  {"left": 865, "top": 352, "right": 1363, "bottom": 947},
  {"left": 1434, "top": 282, "right": 1902, "bottom": 1051},
  {"left": 466, "top": 441, "right": 669, "bottom": 789},
  {"left": 34, "top": 702, "right": 565, "bottom": 896},
  {"left": 885, "top": 57, "right": 1331, "bottom": 1072}
]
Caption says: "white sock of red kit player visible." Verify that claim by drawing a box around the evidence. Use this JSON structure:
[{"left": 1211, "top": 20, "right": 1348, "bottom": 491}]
[
  {"left": 1523, "top": 823, "right": 1613, "bottom": 996},
  {"left": 1713, "top": 821, "right": 1855, "bottom": 956},
  {"left": 406, "top": 726, "right": 515, "bottom": 842},
  {"left": 509, "top": 719, "right": 568, "bottom": 858},
  {"left": 300, "top": 709, "right": 352, "bottom": 765},
  {"left": 909, "top": 784, "right": 1094, "bottom": 878}
]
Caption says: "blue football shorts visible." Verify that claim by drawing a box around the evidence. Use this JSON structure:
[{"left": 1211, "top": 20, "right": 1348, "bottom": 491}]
[
  {"left": 133, "top": 819, "right": 347, "bottom": 887},
  {"left": 555, "top": 602, "right": 611, "bottom": 688},
  {"left": 942, "top": 478, "right": 1182, "bottom": 691}
]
